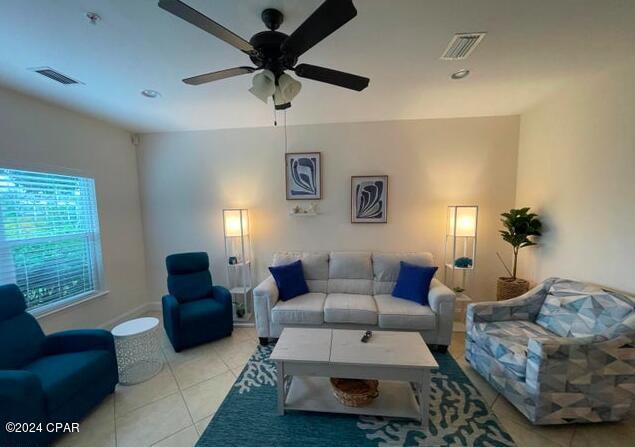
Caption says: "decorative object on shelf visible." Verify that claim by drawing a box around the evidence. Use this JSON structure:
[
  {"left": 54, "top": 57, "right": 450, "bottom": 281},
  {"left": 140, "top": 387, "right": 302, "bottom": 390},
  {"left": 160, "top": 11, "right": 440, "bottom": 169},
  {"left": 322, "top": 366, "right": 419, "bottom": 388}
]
[
  {"left": 330, "top": 378, "right": 379, "bottom": 407},
  {"left": 496, "top": 207, "right": 542, "bottom": 300},
  {"left": 351, "top": 175, "right": 388, "bottom": 223},
  {"left": 223, "top": 209, "right": 254, "bottom": 323},
  {"left": 444, "top": 205, "right": 478, "bottom": 294},
  {"left": 454, "top": 256, "right": 473, "bottom": 268},
  {"left": 232, "top": 301, "right": 246, "bottom": 319},
  {"left": 285, "top": 152, "right": 321, "bottom": 200},
  {"left": 289, "top": 202, "right": 320, "bottom": 216}
]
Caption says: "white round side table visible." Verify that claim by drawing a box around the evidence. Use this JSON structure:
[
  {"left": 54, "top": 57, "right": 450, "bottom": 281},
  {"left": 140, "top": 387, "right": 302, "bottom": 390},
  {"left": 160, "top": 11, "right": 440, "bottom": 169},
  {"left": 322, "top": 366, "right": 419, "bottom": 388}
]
[{"left": 112, "top": 317, "right": 163, "bottom": 385}]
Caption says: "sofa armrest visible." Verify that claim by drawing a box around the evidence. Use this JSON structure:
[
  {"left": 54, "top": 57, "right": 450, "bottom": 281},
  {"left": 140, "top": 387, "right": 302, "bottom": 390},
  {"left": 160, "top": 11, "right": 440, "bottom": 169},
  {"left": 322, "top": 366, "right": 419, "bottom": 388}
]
[
  {"left": 525, "top": 330, "right": 635, "bottom": 398},
  {"left": 466, "top": 278, "right": 557, "bottom": 329},
  {"left": 0, "top": 371, "right": 47, "bottom": 445},
  {"left": 253, "top": 276, "right": 279, "bottom": 338},
  {"left": 161, "top": 295, "right": 181, "bottom": 329},
  {"left": 212, "top": 285, "right": 234, "bottom": 322},
  {"left": 44, "top": 329, "right": 116, "bottom": 356},
  {"left": 0, "top": 370, "right": 46, "bottom": 420},
  {"left": 428, "top": 278, "right": 456, "bottom": 346},
  {"left": 428, "top": 278, "right": 455, "bottom": 313}
]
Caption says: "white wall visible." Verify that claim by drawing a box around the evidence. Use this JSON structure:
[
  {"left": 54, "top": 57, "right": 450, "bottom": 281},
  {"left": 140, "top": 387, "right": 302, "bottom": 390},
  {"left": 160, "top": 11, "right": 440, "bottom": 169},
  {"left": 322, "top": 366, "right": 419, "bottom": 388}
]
[
  {"left": 0, "top": 86, "right": 148, "bottom": 332},
  {"left": 515, "top": 61, "right": 635, "bottom": 292},
  {"left": 138, "top": 116, "right": 520, "bottom": 304}
]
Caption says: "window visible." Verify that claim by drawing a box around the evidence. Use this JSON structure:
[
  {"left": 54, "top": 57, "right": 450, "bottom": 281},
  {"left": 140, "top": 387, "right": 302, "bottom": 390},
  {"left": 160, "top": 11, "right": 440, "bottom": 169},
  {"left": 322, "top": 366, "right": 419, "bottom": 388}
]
[{"left": 0, "top": 167, "right": 103, "bottom": 313}]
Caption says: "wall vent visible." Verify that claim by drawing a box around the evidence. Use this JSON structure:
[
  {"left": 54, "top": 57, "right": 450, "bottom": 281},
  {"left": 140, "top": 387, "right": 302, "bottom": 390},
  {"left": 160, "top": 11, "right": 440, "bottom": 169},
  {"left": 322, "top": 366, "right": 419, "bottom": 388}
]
[
  {"left": 441, "top": 32, "right": 486, "bottom": 60},
  {"left": 29, "top": 67, "right": 82, "bottom": 85}
]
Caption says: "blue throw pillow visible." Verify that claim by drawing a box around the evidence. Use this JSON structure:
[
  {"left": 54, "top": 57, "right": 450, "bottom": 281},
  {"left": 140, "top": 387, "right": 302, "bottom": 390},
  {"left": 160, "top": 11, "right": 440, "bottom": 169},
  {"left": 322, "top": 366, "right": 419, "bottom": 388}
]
[
  {"left": 268, "top": 260, "right": 309, "bottom": 301},
  {"left": 392, "top": 262, "right": 438, "bottom": 305}
]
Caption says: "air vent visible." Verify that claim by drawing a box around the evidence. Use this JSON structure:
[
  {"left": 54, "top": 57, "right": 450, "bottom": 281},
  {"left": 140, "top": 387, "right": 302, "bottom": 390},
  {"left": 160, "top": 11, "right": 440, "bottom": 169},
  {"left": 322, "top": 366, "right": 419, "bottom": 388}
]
[
  {"left": 441, "top": 32, "right": 486, "bottom": 60},
  {"left": 29, "top": 67, "right": 82, "bottom": 85}
]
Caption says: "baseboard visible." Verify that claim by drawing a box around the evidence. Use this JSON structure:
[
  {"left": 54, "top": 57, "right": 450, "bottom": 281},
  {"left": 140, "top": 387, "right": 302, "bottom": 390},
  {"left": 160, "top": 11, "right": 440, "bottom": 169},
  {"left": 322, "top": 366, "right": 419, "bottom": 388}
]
[
  {"left": 147, "top": 301, "right": 161, "bottom": 312},
  {"left": 98, "top": 302, "right": 159, "bottom": 329}
]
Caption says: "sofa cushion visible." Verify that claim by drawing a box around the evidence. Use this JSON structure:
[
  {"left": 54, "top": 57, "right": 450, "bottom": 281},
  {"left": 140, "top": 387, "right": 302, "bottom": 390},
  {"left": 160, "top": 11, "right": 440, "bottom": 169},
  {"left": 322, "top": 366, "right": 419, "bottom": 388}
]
[
  {"left": 271, "top": 292, "right": 326, "bottom": 325},
  {"left": 327, "top": 278, "right": 373, "bottom": 295},
  {"left": 24, "top": 350, "right": 115, "bottom": 412},
  {"left": 269, "top": 260, "right": 309, "bottom": 301},
  {"left": 179, "top": 298, "right": 226, "bottom": 326},
  {"left": 0, "top": 312, "right": 46, "bottom": 369},
  {"left": 273, "top": 252, "right": 329, "bottom": 293},
  {"left": 168, "top": 270, "right": 214, "bottom": 303},
  {"left": 374, "top": 294, "right": 436, "bottom": 330},
  {"left": 324, "top": 293, "right": 377, "bottom": 325},
  {"left": 535, "top": 279, "right": 635, "bottom": 338},
  {"left": 392, "top": 262, "right": 437, "bottom": 305},
  {"left": 469, "top": 320, "right": 553, "bottom": 379},
  {"left": 372, "top": 252, "right": 434, "bottom": 282},
  {"left": 166, "top": 252, "right": 209, "bottom": 275},
  {"left": 373, "top": 252, "right": 434, "bottom": 295},
  {"left": 272, "top": 252, "right": 329, "bottom": 280},
  {"left": 329, "top": 252, "right": 372, "bottom": 279}
]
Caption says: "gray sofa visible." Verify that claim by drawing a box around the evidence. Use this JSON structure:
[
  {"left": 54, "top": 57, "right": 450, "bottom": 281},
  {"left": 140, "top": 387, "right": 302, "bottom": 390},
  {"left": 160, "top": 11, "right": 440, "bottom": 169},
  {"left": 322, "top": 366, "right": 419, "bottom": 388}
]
[
  {"left": 466, "top": 278, "right": 635, "bottom": 424},
  {"left": 253, "top": 251, "right": 456, "bottom": 350}
]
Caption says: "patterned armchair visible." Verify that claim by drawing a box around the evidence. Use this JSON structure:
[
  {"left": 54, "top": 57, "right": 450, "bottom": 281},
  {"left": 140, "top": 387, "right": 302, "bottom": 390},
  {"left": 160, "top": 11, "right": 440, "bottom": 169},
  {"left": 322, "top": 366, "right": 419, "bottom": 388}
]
[{"left": 465, "top": 278, "right": 635, "bottom": 424}]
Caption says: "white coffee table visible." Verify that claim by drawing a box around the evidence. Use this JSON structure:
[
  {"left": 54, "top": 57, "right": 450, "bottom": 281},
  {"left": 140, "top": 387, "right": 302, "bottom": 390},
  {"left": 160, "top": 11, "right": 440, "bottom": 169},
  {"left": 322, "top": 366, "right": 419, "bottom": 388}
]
[
  {"left": 112, "top": 317, "right": 163, "bottom": 385},
  {"left": 270, "top": 328, "right": 438, "bottom": 426}
]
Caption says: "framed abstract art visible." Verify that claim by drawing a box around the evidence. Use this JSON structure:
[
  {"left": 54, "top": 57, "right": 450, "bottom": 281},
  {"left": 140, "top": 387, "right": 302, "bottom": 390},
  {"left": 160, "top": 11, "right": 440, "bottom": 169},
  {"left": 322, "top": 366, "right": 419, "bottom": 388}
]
[
  {"left": 285, "top": 152, "right": 321, "bottom": 200},
  {"left": 351, "top": 175, "right": 388, "bottom": 223}
]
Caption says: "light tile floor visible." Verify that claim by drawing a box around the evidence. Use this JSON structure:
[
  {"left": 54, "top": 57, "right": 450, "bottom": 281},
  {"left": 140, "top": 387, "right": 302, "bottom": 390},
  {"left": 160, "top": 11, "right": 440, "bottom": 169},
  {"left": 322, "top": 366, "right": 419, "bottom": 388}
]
[{"left": 53, "top": 318, "right": 635, "bottom": 447}]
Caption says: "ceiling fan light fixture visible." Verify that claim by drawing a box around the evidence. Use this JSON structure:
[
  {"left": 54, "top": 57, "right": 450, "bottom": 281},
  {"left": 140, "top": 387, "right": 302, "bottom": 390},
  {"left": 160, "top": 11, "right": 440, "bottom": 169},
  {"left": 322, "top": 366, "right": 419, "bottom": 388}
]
[
  {"left": 249, "top": 70, "right": 276, "bottom": 103},
  {"left": 277, "top": 73, "right": 302, "bottom": 102}
]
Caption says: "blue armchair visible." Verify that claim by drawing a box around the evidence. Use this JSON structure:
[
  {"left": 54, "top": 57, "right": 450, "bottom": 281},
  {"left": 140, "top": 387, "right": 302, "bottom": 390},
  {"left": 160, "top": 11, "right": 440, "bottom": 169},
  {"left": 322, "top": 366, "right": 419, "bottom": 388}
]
[
  {"left": 162, "top": 252, "right": 233, "bottom": 352},
  {"left": 0, "top": 284, "right": 118, "bottom": 446}
]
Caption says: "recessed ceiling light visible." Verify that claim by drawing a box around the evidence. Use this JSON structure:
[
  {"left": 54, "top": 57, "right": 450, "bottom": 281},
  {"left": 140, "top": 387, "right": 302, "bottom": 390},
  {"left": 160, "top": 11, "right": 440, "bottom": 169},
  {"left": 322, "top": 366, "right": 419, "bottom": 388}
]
[
  {"left": 141, "top": 89, "right": 161, "bottom": 98},
  {"left": 450, "top": 69, "right": 470, "bottom": 80}
]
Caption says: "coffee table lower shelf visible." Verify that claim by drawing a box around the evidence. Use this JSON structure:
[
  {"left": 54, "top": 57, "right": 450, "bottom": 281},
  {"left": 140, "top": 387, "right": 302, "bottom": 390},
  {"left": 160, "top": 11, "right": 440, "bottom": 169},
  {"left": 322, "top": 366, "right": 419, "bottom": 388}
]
[{"left": 283, "top": 376, "right": 421, "bottom": 421}]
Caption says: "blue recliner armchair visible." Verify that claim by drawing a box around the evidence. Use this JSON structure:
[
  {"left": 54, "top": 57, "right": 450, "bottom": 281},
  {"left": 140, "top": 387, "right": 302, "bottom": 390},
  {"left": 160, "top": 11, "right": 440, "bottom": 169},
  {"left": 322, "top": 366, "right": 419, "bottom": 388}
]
[
  {"left": 0, "top": 284, "right": 118, "bottom": 446},
  {"left": 162, "top": 252, "right": 233, "bottom": 352}
]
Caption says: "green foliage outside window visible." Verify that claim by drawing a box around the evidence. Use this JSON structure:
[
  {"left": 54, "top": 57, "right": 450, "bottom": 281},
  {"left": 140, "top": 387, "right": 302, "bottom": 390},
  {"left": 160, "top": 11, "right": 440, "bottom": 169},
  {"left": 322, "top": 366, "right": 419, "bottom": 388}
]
[{"left": 0, "top": 169, "right": 99, "bottom": 309}]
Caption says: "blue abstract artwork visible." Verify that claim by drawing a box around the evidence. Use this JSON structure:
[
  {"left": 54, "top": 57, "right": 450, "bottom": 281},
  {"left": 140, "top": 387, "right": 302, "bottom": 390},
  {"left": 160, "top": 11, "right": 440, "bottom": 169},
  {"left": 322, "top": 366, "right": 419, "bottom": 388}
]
[
  {"left": 351, "top": 176, "right": 388, "bottom": 223},
  {"left": 285, "top": 152, "right": 321, "bottom": 200}
]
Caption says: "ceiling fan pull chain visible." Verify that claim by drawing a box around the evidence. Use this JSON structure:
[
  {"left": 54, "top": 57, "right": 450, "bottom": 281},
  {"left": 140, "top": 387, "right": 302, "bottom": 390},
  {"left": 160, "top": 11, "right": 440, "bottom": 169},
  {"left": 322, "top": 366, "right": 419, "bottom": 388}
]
[{"left": 284, "top": 109, "right": 288, "bottom": 153}]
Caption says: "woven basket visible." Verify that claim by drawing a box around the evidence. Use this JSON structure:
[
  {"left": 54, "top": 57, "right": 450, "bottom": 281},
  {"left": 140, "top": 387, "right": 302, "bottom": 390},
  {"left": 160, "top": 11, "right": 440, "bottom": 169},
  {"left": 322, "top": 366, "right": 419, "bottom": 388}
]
[
  {"left": 330, "top": 378, "right": 379, "bottom": 407},
  {"left": 496, "top": 277, "right": 529, "bottom": 300}
]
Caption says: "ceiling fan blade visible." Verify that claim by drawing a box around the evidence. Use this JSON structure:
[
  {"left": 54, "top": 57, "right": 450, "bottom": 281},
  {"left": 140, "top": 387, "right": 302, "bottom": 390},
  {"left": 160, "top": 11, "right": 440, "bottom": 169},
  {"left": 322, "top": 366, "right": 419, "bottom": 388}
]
[
  {"left": 281, "top": 0, "right": 357, "bottom": 57},
  {"left": 183, "top": 67, "right": 256, "bottom": 85},
  {"left": 158, "top": 0, "right": 255, "bottom": 54},
  {"left": 294, "top": 64, "right": 369, "bottom": 91}
]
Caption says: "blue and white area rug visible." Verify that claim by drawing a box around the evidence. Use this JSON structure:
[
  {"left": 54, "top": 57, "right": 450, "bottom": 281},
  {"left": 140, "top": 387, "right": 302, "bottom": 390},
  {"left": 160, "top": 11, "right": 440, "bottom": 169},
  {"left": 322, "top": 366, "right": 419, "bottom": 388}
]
[{"left": 196, "top": 345, "right": 515, "bottom": 447}]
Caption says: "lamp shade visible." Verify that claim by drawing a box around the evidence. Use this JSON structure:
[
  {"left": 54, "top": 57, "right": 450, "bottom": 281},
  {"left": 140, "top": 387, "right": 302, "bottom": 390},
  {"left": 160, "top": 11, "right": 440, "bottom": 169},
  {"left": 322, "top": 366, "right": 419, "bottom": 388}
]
[
  {"left": 448, "top": 206, "right": 478, "bottom": 237},
  {"left": 249, "top": 70, "right": 276, "bottom": 103},
  {"left": 276, "top": 73, "right": 302, "bottom": 103},
  {"left": 223, "top": 209, "right": 249, "bottom": 237}
]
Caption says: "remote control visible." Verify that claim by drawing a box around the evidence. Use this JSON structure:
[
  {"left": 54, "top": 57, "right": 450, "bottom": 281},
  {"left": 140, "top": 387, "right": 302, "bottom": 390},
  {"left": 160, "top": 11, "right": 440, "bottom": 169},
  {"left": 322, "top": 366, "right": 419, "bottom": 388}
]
[{"left": 361, "top": 330, "right": 373, "bottom": 343}]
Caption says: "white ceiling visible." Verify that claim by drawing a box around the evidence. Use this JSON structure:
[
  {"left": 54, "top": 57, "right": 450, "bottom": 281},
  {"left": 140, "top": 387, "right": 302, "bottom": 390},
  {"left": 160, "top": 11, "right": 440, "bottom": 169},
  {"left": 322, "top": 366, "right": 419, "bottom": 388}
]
[{"left": 1, "top": 0, "right": 634, "bottom": 133}]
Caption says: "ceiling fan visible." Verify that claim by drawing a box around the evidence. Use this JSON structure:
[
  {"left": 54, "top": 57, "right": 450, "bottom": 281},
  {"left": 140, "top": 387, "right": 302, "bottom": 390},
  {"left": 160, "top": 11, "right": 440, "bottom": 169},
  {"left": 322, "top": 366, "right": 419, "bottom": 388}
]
[{"left": 158, "top": 0, "right": 370, "bottom": 109}]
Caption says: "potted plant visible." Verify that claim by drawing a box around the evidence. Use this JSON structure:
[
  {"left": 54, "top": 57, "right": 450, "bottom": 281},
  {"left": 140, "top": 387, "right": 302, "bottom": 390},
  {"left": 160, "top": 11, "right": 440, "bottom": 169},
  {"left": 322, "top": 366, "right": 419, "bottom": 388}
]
[
  {"left": 232, "top": 301, "right": 246, "bottom": 319},
  {"left": 496, "top": 207, "right": 542, "bottom": 300}
]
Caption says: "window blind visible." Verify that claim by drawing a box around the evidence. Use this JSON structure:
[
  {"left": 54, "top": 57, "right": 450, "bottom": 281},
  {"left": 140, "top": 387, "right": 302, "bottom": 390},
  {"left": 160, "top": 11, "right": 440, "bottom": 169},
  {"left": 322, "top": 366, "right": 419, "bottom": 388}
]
[{"left": 0, "top": 167, "right": 103, "bottom": 312}]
